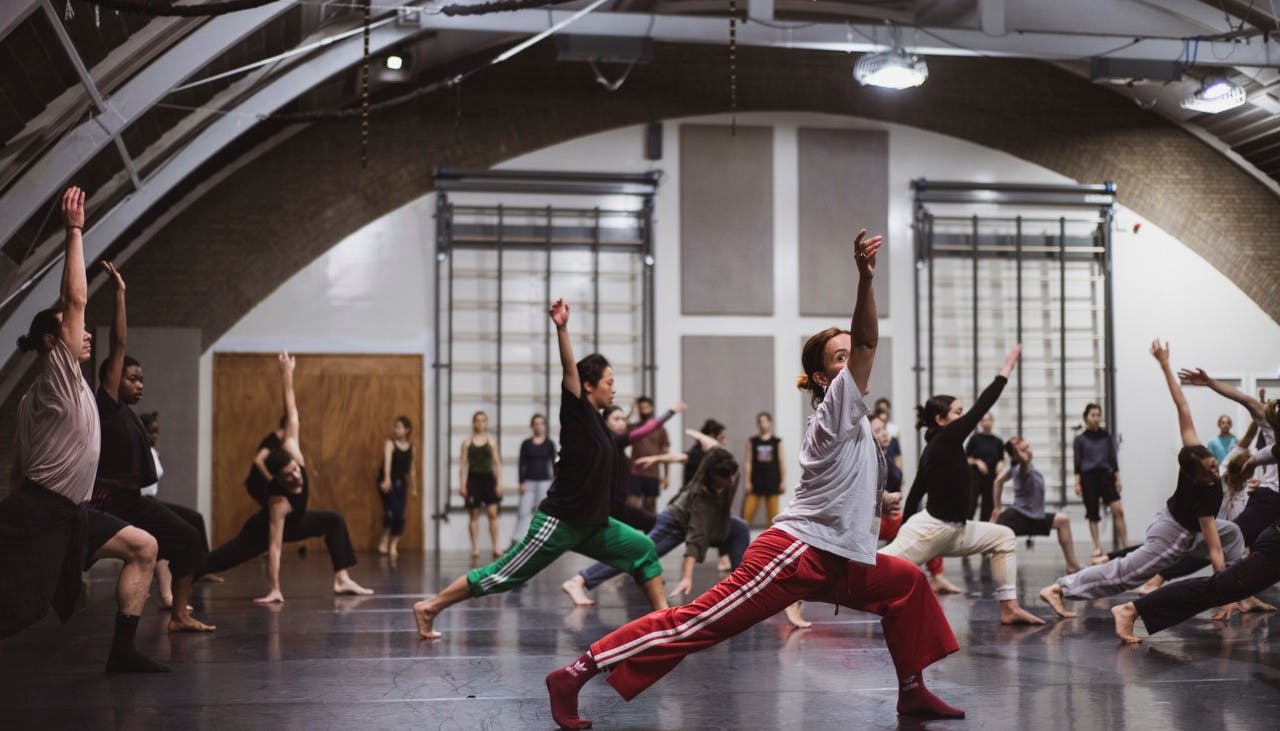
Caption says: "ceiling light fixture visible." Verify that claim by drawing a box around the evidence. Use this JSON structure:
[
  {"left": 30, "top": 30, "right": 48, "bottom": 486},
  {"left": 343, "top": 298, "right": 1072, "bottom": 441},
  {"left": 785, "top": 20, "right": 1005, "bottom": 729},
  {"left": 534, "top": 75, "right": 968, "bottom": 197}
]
[
  {"left": 385, "top": 55, "right": 404, "bottom": 71},
  {"left": 1180, "top": 77, "right": 1246, "bottom": 114},
  {"left": 854, "top": 49, "right": 928, "bottom": 90}
]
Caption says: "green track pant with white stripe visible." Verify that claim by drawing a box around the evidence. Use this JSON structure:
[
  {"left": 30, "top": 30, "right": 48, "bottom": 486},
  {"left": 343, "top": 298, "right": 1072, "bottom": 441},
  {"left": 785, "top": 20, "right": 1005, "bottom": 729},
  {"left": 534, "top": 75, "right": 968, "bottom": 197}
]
[{"left": 466, "top": 511, "right": 662, "bottom": 596}]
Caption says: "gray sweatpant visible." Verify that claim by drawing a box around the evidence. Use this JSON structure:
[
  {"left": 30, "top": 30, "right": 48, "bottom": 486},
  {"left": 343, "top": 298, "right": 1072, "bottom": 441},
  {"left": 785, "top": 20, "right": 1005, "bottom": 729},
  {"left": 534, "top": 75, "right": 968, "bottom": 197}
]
[{"left": 1056, "top": 510, "right": 1244, "bottom": 600}]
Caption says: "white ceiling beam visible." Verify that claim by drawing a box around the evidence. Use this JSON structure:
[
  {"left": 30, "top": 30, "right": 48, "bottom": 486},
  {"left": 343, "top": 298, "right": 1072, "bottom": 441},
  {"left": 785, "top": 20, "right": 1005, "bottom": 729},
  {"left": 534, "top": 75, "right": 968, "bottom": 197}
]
[
  {"left": 418, "top": 9, "right": 1278, "bottom": 66},
  {"left": 0, "top": 1, "right": 295, "bottom": 254},
  {"left": 747, "top": 0, "right": 772, "bottom": 22},
  {"left": 0, "top": 14, "right": 436, "bottom": 382},
  {"left": 981, "top": 0, "right": 1006, "bottom": 36}
]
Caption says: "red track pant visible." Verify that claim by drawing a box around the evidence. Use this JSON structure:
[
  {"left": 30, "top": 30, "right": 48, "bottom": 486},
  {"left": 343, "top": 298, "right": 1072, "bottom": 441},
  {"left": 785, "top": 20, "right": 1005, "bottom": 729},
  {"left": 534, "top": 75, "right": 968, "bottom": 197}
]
[
  {"left": 879, "top": 514, "right": 944, "bottom": 577},
  {"left": 590, "top": 527, "right": 959, "bottom": 701}
]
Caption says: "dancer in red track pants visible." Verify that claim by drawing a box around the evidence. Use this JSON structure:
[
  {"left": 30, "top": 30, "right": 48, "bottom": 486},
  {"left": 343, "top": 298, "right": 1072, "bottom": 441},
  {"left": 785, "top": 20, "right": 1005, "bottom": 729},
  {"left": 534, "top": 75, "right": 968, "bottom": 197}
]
[{"left": 546, "top": 231, "right": 962, "bottom": 729}]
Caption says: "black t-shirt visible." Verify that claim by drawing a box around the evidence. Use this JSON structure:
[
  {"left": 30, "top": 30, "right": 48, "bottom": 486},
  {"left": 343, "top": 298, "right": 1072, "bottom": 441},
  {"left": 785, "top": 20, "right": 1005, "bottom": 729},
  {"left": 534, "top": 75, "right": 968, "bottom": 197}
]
[
  {"left": 749, "top": 436, "right": 782, "bottom": 495},
  {"left": 92, "top": 386, "right": 157, "bottom": 498},
  {"left": 1167, "top": 450, "right": 1223, "bottom": 533},
  {"left": 538, "top": 386, "right": 614, "bottom": 526},
  {"left": 966, "top": 433, "right": 1004, "bottom": 477},
  {"left": 246, "top": 432, "right": 283, "bottom": 504}
]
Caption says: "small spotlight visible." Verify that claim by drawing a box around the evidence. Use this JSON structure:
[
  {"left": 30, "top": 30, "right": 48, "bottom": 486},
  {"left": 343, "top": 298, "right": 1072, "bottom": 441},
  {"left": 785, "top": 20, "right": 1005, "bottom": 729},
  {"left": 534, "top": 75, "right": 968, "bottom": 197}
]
[
  {"left": 385, "top": 55, "right": 404, "bottom": 71},
  {"left": 854, "top": 49, "right": 928, "bottom": 89},
  {"left": 436, "top": 251, "right": 448, "bottom": 262},
  {"left": 643, "top": 254, "right": 655, "bottom": 267},
  {"left": 1180, "top": 77, "right": 1246, "bottom": 114}
]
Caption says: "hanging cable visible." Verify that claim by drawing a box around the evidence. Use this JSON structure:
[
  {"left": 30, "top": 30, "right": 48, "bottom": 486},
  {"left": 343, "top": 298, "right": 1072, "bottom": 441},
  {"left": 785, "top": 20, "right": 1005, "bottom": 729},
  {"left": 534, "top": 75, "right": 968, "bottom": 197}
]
[
  {"left": 729, "top": 0, "right": 737, "bottom": 135},
  {"left": 360, "top": 0, "right": 371, "bottom": 168}
]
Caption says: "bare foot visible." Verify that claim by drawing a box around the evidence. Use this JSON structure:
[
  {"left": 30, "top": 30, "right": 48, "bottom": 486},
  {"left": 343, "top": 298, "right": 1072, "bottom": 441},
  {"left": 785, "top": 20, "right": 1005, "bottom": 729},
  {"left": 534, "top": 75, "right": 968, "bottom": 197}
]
[
  {"left": 930, "top": 574, "right": 962, "bottom": 595},
  {"left": 1137, "top": 575, "right": 1164, "bottom": 596},
  {"left": 389, "top": 547, "right": 399, "bottom": 560},
  {"left": 1038, "top": 584, "right": 1078, "bottom": 619},
  {"left": 334, "top": 577, "right": 374, "bottom": 595},
  {"left": 1240, "top": 596, "right": 1278, "bottom": 613},
  {"left": 168, "top": 615, "right": 216, "bottom": 633},
  {"left": 784, "top": 602, "right": 812, "bottom": 629},
  {"left": 717, "top": 555, "right": 731, "bottom": 572},
  {"left": 1112, "top": 603, "right": 1141, "bottom": 644},
  {"left": 413, "top": 599, "right": 442, "bottom": 639},
  {"left": 1090, "top": 554, "right": 1109, "bottom": 566},
  {"left": 561, "top": 577, "right": 596, "bottom": 606},
  {"left": 1064, "top": 561, "right": 1081, "bottom": 574},
  {"left": 253, "top": 589, "right": 285, "bottom": 605},
  {"left": 1000, "top": 601, "right": 1046, "bottom": 625}
]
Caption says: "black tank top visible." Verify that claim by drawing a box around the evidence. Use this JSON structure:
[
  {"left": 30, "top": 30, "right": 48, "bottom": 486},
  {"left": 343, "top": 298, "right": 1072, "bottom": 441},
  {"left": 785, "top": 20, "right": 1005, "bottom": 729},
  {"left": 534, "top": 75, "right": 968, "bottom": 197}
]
[
  {"left": 379, "top": 443, "right": 413, "bottom": 482},
  {"left": 749, "top": 435, "right": 781, "bottom": 494}
]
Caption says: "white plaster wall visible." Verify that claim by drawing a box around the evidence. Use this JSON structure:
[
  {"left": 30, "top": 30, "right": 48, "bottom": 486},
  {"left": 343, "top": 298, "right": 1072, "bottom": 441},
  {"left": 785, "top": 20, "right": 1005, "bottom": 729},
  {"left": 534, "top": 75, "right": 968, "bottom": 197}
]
[{"left": 201, "top": 111, "right": 1280, "bottom": 553}]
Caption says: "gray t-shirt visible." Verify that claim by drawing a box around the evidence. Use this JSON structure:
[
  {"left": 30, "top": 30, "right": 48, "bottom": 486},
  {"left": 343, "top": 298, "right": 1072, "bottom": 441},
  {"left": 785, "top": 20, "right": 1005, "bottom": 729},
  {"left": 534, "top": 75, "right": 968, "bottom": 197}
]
[
  {"left": 773, "top": 367, "right": 884, "bottom": 565},
  {"left": 1005, "top": 465, "right": 1045, "bottom": 520},
  {"left": 17, "top": 340, "right": 101, "bottom": 504}
]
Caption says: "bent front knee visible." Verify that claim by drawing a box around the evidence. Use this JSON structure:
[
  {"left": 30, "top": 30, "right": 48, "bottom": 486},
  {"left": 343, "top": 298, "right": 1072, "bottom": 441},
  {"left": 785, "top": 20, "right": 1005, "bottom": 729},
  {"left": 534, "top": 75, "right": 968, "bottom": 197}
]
[{"left": 128, "top": 530, "right": 159, "bottom": 566}]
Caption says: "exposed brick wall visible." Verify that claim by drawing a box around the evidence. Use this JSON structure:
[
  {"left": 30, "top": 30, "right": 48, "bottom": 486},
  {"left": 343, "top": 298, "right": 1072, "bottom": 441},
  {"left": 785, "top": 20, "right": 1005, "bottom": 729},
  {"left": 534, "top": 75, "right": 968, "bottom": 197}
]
[{"left": 5, "top": 42, "right": 1279, "bottom": 490}]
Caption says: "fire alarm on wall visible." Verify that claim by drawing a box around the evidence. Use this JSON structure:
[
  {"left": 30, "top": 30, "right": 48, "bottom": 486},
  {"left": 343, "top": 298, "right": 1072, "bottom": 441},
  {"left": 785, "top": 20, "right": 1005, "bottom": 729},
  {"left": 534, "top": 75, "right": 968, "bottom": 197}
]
[{"left": 1132, "top": 222, "right": 1142, "bottom": 234}]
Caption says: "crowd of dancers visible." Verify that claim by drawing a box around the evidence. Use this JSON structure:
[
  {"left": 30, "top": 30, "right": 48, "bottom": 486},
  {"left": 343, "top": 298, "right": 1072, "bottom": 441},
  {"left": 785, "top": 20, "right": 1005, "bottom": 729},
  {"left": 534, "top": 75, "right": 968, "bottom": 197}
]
[{"left": 2, "top": 189, "right": 1278, "bottom": 728}]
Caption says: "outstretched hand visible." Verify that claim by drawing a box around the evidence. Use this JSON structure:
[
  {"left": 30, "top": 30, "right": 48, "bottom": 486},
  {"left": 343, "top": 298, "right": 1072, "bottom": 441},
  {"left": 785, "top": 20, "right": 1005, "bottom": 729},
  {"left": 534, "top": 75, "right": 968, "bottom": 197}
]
[
  {"left": 101, "top": 261, "right": 124, "bottom": 291},
  {"left": 671, "top": 401, "right": 687, "bottom": 414},
  {"left": 1150, "top": 338, "right": 1170, "bottom": 365},
  {"left": 853, "top": 229, "right": 884, "bottom": 278},
  {"left": 277, "top": 350, "right": 296, "bottom": 375},
  {"left": 1177, "top": 368, "right": 1211, "bottom": 387},
  {"left": 62, "top": 187, "right": 85, "bottom": 229},
  {"left": 549, "top": 298, "right": 570, "bottom": 328},
  {"left": 999, "top": 344, "right": 1022, "bottom": 379}
]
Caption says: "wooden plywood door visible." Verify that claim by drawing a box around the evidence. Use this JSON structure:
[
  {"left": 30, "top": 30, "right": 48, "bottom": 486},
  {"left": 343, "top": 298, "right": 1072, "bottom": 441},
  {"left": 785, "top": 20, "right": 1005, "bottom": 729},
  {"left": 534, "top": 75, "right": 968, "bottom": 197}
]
[{"left": 213, "top": 353, "right": 424, "bottom": 552}]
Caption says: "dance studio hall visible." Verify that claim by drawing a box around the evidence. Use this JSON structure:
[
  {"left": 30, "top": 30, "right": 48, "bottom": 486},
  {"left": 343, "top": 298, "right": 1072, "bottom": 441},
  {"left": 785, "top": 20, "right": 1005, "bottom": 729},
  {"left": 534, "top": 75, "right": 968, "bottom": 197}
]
[{"left": 3, "top": 1, "right": 1280, "bottom": 729}]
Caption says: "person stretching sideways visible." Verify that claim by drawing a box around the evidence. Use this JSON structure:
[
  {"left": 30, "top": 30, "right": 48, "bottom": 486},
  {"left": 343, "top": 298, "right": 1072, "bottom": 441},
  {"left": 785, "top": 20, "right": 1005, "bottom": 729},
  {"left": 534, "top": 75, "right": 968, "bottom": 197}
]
[
  {"left": 544, "top": 230, "right": 964, "bottom": 729},
  {"left": 1039, "top": 340, "right": 1242, "bottom": 619},
  {"left": 881, "top": 345, "right": 1044, "bottom": 626},
  {"left": 412, "top": 299, "right": 665, "bottom": 639}
]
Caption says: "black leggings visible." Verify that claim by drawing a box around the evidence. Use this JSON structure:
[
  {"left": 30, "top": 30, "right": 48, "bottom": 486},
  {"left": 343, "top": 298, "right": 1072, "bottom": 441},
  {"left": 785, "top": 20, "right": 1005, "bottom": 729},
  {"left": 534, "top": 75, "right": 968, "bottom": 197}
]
[
  {"left": 381, "top": 478, "right": 407, "bottom": 536},
  {"left": 969, "top": 468, "right": 995, "bottom": 521},
  {"left": 94, "top": 489, "right": 205, "bottom": 579},
  {"left": 202, "top": 508, "right": 357, "bottom": 575},
  {"left": 153, "top": 499, "right": 209, "bottom": 551},
  {"left": 1135, "top": 523, "right": 1280, "bottom": 634}
]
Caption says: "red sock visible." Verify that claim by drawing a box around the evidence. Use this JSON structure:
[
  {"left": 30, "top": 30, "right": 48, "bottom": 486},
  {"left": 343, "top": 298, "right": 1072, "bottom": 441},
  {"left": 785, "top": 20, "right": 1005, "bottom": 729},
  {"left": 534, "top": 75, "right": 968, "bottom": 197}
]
[
  {"left": 546, "top": 652, "right": 599, "bottom": 729},
  {"left": 897, "top": 673, "right": 965, "bottom": 719}
]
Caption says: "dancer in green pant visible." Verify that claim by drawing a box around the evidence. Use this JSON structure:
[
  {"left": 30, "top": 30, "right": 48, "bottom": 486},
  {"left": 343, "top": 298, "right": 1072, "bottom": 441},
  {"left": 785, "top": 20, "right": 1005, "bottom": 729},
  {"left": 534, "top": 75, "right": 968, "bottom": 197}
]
[{"left": 412, "top": 298, "right": 665, "bottom": 639}]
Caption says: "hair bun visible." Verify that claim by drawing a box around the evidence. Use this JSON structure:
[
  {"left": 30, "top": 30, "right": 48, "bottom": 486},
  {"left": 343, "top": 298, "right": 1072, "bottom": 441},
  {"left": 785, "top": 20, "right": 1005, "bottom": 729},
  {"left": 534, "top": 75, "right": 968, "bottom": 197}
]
[{"left": 795, "top": 374, "right": 810, "bottom": 390}]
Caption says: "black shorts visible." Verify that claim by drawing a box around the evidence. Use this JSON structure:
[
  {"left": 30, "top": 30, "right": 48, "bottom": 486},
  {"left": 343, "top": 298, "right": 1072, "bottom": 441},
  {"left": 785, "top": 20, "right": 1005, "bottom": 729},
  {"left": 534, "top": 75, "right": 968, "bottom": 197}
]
[
  {"left": 465, "top": 473, "right": 501, "bottom": 508},
  {"left": 996, "top": 509, "right": 1055, "bottom": 537},
  {"left": 85, "top": 508, "right": 129, "bottom": 569},
  {"left": 626, "top": 475, "right": 661, "bottom": 498},
  {"left": 1080, "top": 469, "right": 1121, "bottom": 522}
]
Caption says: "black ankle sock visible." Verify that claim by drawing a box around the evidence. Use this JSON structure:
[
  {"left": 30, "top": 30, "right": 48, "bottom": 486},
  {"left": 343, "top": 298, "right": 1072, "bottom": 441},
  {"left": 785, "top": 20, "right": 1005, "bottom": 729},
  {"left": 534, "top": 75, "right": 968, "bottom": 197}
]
[{"left": 106, "top": 614, "right": 170, "bottom": 674}]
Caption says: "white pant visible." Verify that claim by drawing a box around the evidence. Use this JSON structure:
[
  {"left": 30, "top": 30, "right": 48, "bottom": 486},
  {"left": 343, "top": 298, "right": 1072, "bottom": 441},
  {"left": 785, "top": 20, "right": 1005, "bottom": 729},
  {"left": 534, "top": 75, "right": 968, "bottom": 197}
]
[
  {"left": 513, "top": 479, "right": 552, "bottom": 540},
  {"left": 880, "top": 511, "right": 1019, "bottom": 601}
]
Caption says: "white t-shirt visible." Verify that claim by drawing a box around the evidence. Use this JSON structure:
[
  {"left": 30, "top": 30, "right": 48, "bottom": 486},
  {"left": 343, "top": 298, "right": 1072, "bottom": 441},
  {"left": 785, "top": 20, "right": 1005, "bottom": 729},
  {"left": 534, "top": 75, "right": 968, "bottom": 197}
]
[
  {"left": 773, "top": 367, "right": 885, "bottom": 565},
  {"left": 16, "top": 340, "right": 100, "bottom": 504},
  {"left": 140, "top": 447, "right": 163, "bottom": 497}
]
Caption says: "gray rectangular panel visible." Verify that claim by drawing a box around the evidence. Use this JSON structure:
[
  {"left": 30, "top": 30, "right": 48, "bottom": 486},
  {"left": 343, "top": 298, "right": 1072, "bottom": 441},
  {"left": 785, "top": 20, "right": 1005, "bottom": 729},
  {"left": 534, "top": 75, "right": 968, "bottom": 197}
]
[
  {"left": 680, "top": 124, "right": 774, "bottom": 315},
  {"left": 797, "top": 128, "right": 890, "bottom": 316},
  {"left": 681, "top": 335, "right": 775, "bottom": 516}
]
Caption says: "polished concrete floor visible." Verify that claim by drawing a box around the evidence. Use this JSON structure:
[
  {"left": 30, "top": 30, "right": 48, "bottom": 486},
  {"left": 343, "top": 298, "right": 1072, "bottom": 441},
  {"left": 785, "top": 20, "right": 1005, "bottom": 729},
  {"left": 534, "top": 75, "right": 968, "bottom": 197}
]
[{"left": 2, "top": 537, "right": 1279, "bottom": 730}]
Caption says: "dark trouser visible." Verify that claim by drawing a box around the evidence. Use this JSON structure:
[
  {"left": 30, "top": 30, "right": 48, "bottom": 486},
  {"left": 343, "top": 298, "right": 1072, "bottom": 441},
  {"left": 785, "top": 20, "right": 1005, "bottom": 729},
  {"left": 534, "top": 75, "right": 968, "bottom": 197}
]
[
  {"left": 154, "top": 499, "right": 209, "bottom": 551},
  {"left": 1135, "top": 523, "right": 1280, "bottom": 635},
  {"left": 381, "top": 478, "right": 408, "bottom": 536},
  {"left": 95, "top": 489, "right": 205, "bottom": 579},
  {"left": 581, "top": 511, "right": 751, "bottom": 589},
  {"left": 612, "top": 501, "right": 656, "bottom": 534},
  {"left": 1154, "top": 489, "right": 1280, "bottom": 581},
  {"left": 969, "top": 468, "right": 994, "bottom": 522},
  {"left": 202, "top": 509, "right": 357, "bottom": 575}
]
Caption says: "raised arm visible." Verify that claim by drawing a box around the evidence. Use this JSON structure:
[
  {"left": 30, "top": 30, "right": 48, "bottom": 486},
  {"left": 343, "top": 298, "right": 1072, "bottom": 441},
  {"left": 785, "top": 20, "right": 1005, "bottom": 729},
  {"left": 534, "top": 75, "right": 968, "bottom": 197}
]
[
  {"left": 846, "top": 229, "right": 883, "bottom": 394},
  {"left": 549, "top": 299, "right": 579, "bottom": 396},
  {"left": 1178, "top": 368, "right": 1265, "bottom": 420},
  {"left": 277, "top": 351, "right": 304, "bottom": 465},
  {"left": 100, "top": 262, "right": 127, "bottom": 400},
  {"left": 624, "top": 402, "right": 685, "bottom": 444},
  {"left": 945, "top": 346, "right": 1020, "bottom": 438},
  {"left": 57, "top": 187, "right": 87, "bottom": 353},
  {"left": 1152, "top": 340, "right": 1198, "bottom": 447}
]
